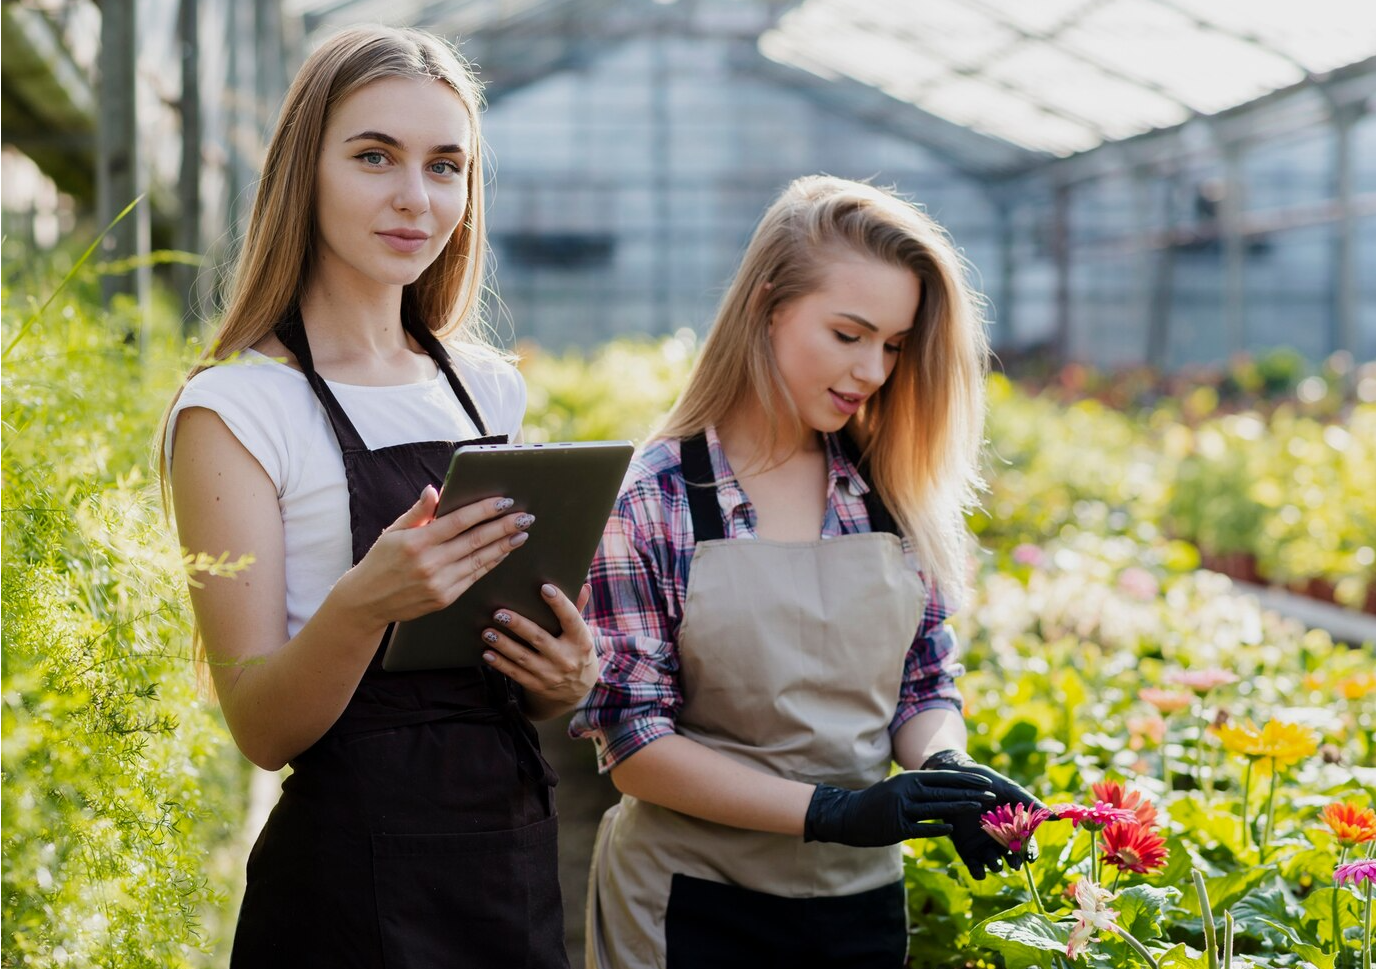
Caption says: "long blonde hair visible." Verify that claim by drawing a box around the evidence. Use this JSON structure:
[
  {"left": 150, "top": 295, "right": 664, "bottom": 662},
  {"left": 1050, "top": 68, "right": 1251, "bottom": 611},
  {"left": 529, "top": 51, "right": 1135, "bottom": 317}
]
[
  {"left": 658, "top": 175, "right": 989, "bottom": 598},
  {"left": 157, "top": 25, "right": 490, "bottom": 504}
]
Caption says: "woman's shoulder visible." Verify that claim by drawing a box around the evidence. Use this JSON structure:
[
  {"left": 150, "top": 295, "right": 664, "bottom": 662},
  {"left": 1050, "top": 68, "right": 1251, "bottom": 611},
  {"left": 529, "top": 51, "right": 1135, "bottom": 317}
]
[
  {"left": 180, "top": 350, "right": 310, "bottom": 406},
  {"left": 442, "top": 339, "right": 525, "bottom": 436},
  {"left": 615, "top": 437, "right": 689, "bottom": 512},
  {"left": 444, "top": 339, "right": 521, "bottom": 385}
]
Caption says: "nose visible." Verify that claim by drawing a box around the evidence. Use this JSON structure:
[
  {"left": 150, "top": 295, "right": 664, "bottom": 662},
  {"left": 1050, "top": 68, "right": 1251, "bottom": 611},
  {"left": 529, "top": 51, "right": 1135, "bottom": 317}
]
[
  {"left": 853, "top": 344, "right": 887, "bottom": 389},
  {"left": 392, "top": 164, "right": 430, "bottom": 215}
]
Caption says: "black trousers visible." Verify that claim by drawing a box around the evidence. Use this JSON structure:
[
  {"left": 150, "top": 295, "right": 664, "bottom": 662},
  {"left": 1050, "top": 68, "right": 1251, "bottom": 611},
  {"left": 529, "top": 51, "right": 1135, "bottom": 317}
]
[{"left": 664, "top": 873, "right": 908, "bottom": 969}]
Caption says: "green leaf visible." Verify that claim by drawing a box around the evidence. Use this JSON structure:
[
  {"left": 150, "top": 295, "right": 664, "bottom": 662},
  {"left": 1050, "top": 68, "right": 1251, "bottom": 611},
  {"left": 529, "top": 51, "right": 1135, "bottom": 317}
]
[
  {"left": 1115, "top": 884, "right": 1181, "bottom": 942},
  {"left": 1157, "top": 943, "right": 1210, "bottom": 969},
  {"left": 969, "top": 902, "right": 1068, "bottom": 969},
  {"left": 1301, "top": 887, "right": 1363, "bottom": 948},
  {"left": 1291, "top": 944, "right": 1336, "bottom": 969},
  {"left": 1178, "top": 866, "right": 1273, "bottom": 916}
]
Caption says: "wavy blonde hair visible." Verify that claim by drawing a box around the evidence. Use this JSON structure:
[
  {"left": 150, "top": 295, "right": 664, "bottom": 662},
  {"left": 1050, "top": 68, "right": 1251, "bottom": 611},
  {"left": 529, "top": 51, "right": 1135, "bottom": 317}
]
[
  {"left": 157, "top": 25, "right": 490, "bottom": 504},
  {"left": 658, "top": 175, "right": 989, "bottom": 598}
]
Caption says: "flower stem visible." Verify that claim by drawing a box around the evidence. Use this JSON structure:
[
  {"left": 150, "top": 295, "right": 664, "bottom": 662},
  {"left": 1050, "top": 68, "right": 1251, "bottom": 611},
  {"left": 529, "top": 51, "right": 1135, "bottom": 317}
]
[
  {"left": 1090, "top": 829, "right": 1100, "bottom": 884},
  {"left": 1024, "top": 862, "right": 1045, "bottom": 915},
  {"left": 1261, "top": 760, "right": 1279, "bottom": 860},
  {"left": 1240, "top": 758, "right": 1253, "bottom": 854},
  {"left": 1335, "top": 845, "right": 1350, "bottom": 966},
  {"left": 1113, "top": 925, "right": 1162, "bottom": 969},
  {"left": 1193, "top": 869, "right": 1220, "bottom": 969},
  {"left": 1362, "top": 881, "right": 1372, "bottom": 969},
  {"left": 1113, "top": 867, "right": 1124, "bottom": 893},
  {"left": 1161, "top": 715, "right": 1172, "bottom": 793},
  {"left": 1223, "top": 910, "right": 1234, "bottom": 969}
]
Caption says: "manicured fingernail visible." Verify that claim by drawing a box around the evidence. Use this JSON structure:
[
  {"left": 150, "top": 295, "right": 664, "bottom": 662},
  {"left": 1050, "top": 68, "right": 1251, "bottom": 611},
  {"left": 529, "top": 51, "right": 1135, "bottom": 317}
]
[
  {"left": 482, "top": 630, "right": 498, "bottom": 644},
  {"left": 494, "top": 612, "right": 511, "bottom": 625},
  {"left": 514, "top": 513, "right": 535, "bottom": 530},
  {"left": 482, "top": 651, "right": 496, "bottom": 663},
  {"left": 495, "top": 497, "right": 514, "bottom": 511},
  {"left": 541, "top": 583, "right": 557, "bottom": 598},
  {"left": 509, "top": 532, "right": 529, "bottom": 548}
]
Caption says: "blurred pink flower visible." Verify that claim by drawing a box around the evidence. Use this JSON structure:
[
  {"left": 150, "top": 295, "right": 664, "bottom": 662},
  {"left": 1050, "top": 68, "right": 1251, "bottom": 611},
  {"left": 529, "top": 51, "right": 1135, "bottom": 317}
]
[
  {"left": 1127, "top": 714, "right": 1166, "bottom": 750},
  {"left": 1012, "top": 543, "right": 1045, "bottom": 567},
  {"left": 1166, "top": 668, "right": 1239, "bottom": 694},
  {"left": 1138, "top": 688, "right": 1193, "bottom": 714},
  {"left": 1066, "top": 879, "right": 1118, "bottom": 960},
  {"left": 1335, "top": 858, "right": 1376, "bottom": 888},
  {"left": 1117, "top": 567, "right": 1159, "bottom": 600},
  {"left": 980, "top": 803, "right": 1055, "bottom": 855},
  {"left": 1053, "top": 802, "right": 1141, "bottom": 832}
]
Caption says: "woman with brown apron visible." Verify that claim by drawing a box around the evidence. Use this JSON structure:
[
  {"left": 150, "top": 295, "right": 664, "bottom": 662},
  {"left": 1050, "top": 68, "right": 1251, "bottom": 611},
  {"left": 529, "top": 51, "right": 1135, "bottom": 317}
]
[
  {"left": 162, "top": 27, "right": 591, "bottom": 968},
  {"left": 573, "top": 176, "right": 1045, "bottom": 967}
]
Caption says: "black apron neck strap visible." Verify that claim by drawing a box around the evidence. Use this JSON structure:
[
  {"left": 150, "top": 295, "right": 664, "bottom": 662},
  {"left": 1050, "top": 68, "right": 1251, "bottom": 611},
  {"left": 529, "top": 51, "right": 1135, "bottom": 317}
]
[
  {"left": 273, "top": 312, "right": 495, "bottom": 450},
  {"left": 274, "top": 312, "right": 367, "bottom": 452},
  {"left": 836, "top": 429, "right": 900, "bottom": 537},
  {"left": 403, "top": 317, "right": 491, "bottom": 438},
  {"left": 680, "top": 432, "right": 725, "bottom": 543}
]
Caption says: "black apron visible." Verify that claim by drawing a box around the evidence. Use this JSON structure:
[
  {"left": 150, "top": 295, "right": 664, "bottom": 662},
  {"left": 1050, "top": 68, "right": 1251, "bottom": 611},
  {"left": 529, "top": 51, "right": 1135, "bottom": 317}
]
[{"left": 230, "top": 315, "right": 567, "bottom": 969}]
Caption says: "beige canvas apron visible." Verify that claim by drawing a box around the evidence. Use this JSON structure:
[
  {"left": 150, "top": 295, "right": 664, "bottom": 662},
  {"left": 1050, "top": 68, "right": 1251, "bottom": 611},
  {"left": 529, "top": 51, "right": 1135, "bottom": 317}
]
[{"left": 586, "top": 464, "right": 927, "bottom": 968}]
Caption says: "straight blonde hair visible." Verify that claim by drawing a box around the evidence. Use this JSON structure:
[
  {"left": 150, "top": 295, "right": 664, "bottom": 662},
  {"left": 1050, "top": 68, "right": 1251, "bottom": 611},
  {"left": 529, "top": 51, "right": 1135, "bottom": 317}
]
[
  {"left": 157, "top": 25, "right": 491, "bottom": 505},
  {"left": 658, "top": 175, "right": 989, "bottom": 598}
]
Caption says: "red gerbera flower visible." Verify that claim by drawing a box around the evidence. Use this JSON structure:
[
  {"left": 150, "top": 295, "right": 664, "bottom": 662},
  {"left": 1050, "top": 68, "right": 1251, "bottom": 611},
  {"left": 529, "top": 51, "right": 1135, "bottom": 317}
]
[
  {"left": 1091, "top": 779, "right": 1158, "bottom": 830},
  {"left": 1101, "top": 822, "right": 1168, "bottom": 874}
]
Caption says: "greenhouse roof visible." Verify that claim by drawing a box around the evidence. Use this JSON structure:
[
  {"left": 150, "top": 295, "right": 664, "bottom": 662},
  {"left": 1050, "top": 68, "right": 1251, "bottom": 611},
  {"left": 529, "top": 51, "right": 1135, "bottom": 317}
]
[{"left": 288, "top": 0, "right": 1376, "bottom": 162}]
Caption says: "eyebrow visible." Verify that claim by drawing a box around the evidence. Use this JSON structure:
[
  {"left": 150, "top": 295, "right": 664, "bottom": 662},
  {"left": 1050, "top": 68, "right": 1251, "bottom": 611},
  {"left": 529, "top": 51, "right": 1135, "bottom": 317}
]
[
  {"left": 837, "top": 312, "right": 913, "bottom": 337},
  {"left": 344, "top": 130, "right": 467, "bottom": 155}
]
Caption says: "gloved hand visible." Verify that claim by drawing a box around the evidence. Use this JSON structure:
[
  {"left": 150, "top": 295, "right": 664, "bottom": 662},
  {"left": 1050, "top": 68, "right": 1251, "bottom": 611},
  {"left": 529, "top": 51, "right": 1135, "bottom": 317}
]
[
  {"left": 803, "top": 769, "right": 996, "bottom": 848},
  {"left": 922, "top": 748, "right": 1047, "bottom": 880}
]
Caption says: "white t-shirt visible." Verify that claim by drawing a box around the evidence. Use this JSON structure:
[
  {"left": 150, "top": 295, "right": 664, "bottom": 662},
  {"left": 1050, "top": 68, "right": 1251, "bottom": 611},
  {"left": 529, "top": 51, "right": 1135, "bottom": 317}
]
[{"left": 167, "top": 344, "right": 526, "bottom": 637}]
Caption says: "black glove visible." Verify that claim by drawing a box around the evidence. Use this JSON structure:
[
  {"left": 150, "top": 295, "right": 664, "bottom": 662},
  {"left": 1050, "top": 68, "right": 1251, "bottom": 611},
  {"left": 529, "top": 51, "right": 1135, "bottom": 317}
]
[
  {"left": 803, "top": 769, "right": 995, "bottom": 848},
  {"left": 922, "top": 749, "right": 1047, "bottom": 880}
]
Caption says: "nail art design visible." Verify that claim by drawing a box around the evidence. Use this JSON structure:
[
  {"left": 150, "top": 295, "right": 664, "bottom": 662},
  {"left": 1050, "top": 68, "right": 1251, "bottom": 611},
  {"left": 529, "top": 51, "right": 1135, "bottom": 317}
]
[
  {"left": 515, "top": 513, "right": 535, "bottom": 530},
  {"left": 495, "top": 497, "right": 515, "bottom": 511},
  {"left": 495, "top": 612, "right": 512, "bottom": 625},
  {"left": 482, "top": 630, "right": 499, "bottom": 644}
]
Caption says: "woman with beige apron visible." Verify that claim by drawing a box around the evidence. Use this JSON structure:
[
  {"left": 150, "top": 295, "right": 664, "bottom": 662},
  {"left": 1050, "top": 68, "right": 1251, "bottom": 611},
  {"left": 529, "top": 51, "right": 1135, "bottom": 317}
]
[{"left": 573, "top": 177, "right": 1045, "bottom": 968}]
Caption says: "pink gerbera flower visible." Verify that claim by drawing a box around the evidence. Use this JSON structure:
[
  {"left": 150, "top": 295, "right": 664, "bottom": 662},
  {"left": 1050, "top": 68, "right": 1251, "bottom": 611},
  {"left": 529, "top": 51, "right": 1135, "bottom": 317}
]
[
  {"left": 1053, "top": 801, "right": 1141, "bottom": 832},
  {"left": 980, "top": 803, "right": 1054, "bottom": 855},
  {"left": 1166, "top": 668, "right": 1239, "bottom": 694},
  {"left": 1335, "top": 858, "right": 1376, "bottom": 888}
]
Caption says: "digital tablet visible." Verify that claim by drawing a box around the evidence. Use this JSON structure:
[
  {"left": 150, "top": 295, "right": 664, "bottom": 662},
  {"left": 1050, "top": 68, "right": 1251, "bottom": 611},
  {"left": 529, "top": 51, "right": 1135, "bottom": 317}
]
[{"left": 380, "top": 440, "right": 634, "bottom": 672}]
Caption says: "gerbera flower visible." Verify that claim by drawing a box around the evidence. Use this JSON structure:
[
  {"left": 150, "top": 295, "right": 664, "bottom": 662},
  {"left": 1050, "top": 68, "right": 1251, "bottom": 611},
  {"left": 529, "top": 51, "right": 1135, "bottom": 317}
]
[
  {"left": 1253, "top": 720, "right": 1320, "bottom": 769},
  {"left": 1138, "top": 688, "right": 1192, "bottom": 714},
  {"left": 1339, "top": 671, "right": 1376, "bottom": 701},
  {"left": 1053, "top": 801, "right": 1141, "bottom": 832},
  {"left": 1212, "top": 718, "right": 1266, "bottom": 758},
  {"left": 1066, "top": 879, "right": 1118, "bottom": 960},
  {"left": 1166, "top": 669, "right": 1239, "bottom": 694},
  {"left": 1101, "top": 823, "right": 1168, "bottom": 874},
  {"left": 1334, "top": 858, "right": 1376, "bottom": 888},
  {"left": 1322, "top": 801, "right": 1376, "bottom": 847},
  {"left": 980, "top": 803, "right": 1054, "bottom": 855},
  {"left": 1091, "top": 779, "right": 1158, "bottom": 830}
]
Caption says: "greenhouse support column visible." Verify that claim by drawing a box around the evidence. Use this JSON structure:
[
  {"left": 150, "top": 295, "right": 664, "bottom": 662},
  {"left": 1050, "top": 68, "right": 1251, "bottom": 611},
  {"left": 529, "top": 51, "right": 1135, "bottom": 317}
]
[
  {"left": 1052, "top": 181, "right": 1071, "bottom": 363},
  {"left": 176, "top": 0, "right": 202, "bottom": 333},
  {"left": 96, "top": 0, "right": 151, "bottom": 315},
  {"left": 1131, "top": 165, "right": 1153, "bottom": 366},
  {"left": 254, "top": 0, "right": 285, "bottom": 129},
  {"left": 651, "top": 24, "right": 671, "bottom": 335},
  {"left": 994, "top": 196, "right": 1015, "bottom": 349},
  {"left": 1334, "top": 103, "right": 1358, "bottom": 359},
  {"left": 1220, "top": 141, "right": 1245, "bottom": 358}
]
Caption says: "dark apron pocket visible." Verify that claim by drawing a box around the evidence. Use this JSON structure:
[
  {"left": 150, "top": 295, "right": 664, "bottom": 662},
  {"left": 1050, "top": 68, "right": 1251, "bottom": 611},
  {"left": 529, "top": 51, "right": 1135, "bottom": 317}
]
[{"left": 371, "top": 814, "right": 566, "bottom": 969}]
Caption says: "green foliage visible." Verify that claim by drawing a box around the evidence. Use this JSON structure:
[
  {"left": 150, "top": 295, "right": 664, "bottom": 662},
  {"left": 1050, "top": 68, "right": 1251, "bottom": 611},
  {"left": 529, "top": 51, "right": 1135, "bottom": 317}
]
[{"left": 2, "top": 252, "right": 248, "bottom": 967}]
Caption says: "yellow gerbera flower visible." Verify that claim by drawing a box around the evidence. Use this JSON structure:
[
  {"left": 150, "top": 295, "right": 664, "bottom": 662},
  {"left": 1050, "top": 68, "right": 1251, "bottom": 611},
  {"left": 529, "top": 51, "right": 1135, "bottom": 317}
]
[
  {"left": 1213, "top": 719, "right": 1265, "bottom": 758},
  {"left": 1254, "top": 720, "right": 1320, "bottom": 769},
  {"left": 1339, "top": 672, "right": 1376, "bottom": 701}
]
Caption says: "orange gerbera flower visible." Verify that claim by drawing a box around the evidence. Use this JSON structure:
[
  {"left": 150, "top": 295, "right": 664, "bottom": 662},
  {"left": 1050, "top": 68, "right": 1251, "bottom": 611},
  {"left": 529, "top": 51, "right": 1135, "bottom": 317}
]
[
  {"left": 1321, "top": 801, "right": 1376, "bottom": 847},
  {"left": 1101, "top": 822, "right": 1169, "bottom": 874},
  {"left": 1339, "top": 672, "right": 1376, "bottom": 701},
  {"left": 1139, "top": 688, "right": 1193, "bottom": 714},
  {"left": 1091, "top": 779, "right": 1158, "bottom": 830}
]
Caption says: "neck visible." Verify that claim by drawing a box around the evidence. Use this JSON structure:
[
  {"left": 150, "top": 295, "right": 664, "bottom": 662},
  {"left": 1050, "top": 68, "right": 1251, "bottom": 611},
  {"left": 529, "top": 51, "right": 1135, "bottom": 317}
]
[
  {"left": 298, "top": 265, "right": 411, "bottom": 364},
  {"left": 717, "top": 396, "right": 822, "bottom": 474}
]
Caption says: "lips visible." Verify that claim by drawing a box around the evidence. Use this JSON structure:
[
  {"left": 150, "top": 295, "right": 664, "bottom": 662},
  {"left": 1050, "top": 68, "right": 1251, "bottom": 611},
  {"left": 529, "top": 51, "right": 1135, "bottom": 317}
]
[
  {"left": 828, "top": 389, "right": 866, "bottom": 415},
  {"left": 377, "top": 229, "right": 429, "bottom": 253}
]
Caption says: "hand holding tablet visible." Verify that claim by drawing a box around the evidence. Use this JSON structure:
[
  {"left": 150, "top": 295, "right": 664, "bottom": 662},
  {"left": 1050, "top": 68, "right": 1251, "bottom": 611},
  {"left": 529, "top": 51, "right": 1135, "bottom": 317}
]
[{"left": 380, "top": 440, "right": 633, "bottom": 671}]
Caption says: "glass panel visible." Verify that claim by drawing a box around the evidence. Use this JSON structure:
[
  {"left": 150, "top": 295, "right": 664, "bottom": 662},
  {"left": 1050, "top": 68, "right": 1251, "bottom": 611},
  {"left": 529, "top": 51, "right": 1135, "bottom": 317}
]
[
  {"left": 1244, "top": 224, "right": 1336, "bottom": 361},
  {"left": 1243, "top": 129, "right": 1336, "bottom": 213}
]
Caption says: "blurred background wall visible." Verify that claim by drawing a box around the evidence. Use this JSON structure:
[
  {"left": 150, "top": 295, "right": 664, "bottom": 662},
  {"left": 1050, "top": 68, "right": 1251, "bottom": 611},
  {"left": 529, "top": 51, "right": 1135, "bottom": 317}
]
[{"left": 3, "top": 0, "right": 1375, "bottom": 366}]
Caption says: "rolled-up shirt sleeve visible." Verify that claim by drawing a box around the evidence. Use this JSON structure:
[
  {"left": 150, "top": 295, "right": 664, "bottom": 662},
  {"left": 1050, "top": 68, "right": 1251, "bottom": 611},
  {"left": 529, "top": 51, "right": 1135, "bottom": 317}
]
[
  {"left": 570, "top": 489, "right": 683, "bottom": 773},
  {"left": 889, "top": 581, "right": 966, "bottom": 735}
]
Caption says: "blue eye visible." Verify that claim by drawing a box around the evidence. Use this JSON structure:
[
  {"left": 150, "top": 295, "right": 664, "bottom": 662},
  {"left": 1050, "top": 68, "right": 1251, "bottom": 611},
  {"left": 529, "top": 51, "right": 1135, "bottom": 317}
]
[
  {"left": 358, "top": 150, "right": 387, "bottom": 166},
  {"left": 429, "top": 159, "right": 462, "bottom": 176}
]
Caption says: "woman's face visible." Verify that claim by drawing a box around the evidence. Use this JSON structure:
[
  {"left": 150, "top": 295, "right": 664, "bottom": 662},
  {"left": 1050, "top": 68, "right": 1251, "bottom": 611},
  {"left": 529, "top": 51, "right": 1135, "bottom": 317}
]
[
  {"left": 313, "top": 76, "right": 473, "bottom": 293},
  {"left": 768, "top": 253, "right": 920, "bottom": 435}
]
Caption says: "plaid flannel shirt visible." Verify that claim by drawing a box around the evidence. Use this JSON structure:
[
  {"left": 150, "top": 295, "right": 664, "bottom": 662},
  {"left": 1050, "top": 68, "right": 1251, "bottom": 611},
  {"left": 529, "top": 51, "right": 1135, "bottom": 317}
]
[{"left": 569, "top": 426, "right": 965, "bottom": 773}]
